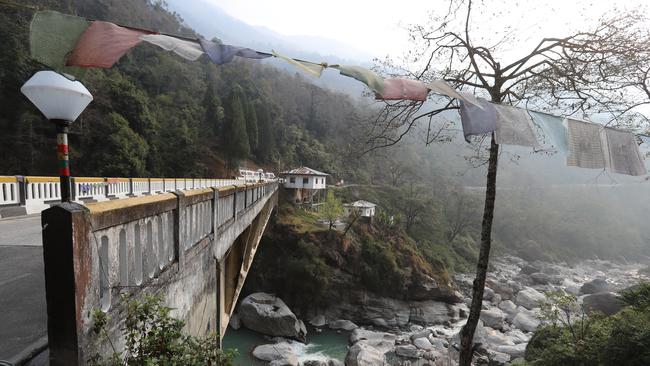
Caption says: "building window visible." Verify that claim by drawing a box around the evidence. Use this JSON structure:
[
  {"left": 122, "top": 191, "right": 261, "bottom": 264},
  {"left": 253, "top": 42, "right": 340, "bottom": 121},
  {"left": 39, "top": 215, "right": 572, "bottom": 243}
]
[
  {"left": 289, "top": 177, "right": 295, "bottom": 183},
  {"left": 303, "top": 177, "right": 309, "bottom": 184}
]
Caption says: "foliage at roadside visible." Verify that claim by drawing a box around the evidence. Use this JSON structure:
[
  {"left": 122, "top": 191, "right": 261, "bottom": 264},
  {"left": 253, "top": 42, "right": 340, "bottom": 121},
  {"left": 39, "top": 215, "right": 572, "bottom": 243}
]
[
  {"left": 525, "top": 283, "right": 650, "bottom": 366},
  {"left": 90, "top": 295, "right": 236, "bottom": 366}
]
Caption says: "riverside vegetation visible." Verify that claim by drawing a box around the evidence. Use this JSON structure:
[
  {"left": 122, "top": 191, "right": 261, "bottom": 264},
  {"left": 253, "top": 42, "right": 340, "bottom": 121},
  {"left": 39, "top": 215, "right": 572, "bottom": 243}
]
[{"left": 2, "top": 1, "right": 650, "bottom": 365}]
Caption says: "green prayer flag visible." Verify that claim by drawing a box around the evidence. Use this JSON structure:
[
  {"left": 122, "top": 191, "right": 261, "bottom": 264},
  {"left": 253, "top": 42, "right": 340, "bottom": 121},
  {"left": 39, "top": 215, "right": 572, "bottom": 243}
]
[
  {"left": 30, "top": 10, "right": 90, "bottom": 78},
  {"left": 333, "top": 65, "right": 384, "bottom": 94}
]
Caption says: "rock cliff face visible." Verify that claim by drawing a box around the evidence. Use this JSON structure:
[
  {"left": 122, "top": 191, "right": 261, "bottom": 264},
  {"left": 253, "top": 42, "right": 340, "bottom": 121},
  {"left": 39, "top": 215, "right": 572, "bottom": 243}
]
[
  {"left": 312, "top": 270, "right": 461, "bottom": 330},
  {"left": 243, "top": 217, "right": 460, "bottom": 330}
]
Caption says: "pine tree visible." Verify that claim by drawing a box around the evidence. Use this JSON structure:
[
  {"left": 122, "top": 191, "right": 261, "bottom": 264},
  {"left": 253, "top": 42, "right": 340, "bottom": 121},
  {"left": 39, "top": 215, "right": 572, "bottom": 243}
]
[
  {"left": 255, "top": 100, "right": 278, "bottom": 162},
  {"left": 202, "top": 78, "right": 223, "bottom": 140},
  {"left": 223, "top": 84, "right": 250, "bottom": 167},
  {"left": 245, "top": 100, "right": 259, "bottom": 153}
]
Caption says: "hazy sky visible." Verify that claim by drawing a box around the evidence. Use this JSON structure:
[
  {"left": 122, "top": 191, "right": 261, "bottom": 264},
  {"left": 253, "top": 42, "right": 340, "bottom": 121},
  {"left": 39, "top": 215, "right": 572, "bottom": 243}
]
[{"left": 206, "top": 0, "right": 647, "bottom": 61}]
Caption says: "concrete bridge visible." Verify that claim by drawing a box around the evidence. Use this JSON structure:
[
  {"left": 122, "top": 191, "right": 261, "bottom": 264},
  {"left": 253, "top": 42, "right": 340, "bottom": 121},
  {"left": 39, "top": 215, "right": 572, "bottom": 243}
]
[{"left": 0, "top": 176, "right": 278, "bottom": 365}]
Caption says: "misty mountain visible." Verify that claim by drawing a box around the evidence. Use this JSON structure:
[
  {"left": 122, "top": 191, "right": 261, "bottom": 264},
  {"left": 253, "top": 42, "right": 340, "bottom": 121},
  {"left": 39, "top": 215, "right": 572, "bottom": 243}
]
[{"left": 164, "top": 0, "right": 372, "bottom": 95}]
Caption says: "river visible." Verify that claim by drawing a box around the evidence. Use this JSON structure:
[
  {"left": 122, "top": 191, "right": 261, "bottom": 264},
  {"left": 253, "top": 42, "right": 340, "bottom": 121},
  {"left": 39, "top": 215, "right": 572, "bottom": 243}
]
[{"left": 223, "top": 327, "right": 350, "bottom": 365}]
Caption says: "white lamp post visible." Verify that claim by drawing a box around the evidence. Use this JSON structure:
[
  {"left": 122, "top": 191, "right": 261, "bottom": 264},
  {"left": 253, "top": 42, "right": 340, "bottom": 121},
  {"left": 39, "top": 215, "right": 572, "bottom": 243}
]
[{"left": 21, "top": 71, "right": 93, "bottom": 202}]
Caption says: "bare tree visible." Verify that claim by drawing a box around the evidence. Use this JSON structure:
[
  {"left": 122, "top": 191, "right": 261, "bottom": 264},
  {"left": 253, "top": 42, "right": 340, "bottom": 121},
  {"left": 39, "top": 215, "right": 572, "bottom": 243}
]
[
  {"left": 399, "top": 182, "right": 429, "bottom": 232},
  {"left": 361, "top": 1, "right": 646, "bottom": 364},
  {"left": 443, "top": 186, "right": 478, "bottom": 243}
]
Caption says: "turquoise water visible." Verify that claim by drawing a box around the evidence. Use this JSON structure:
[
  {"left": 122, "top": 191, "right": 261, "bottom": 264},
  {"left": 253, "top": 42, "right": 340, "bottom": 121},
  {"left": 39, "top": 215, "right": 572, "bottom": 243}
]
[{"left": 222, "top": 327, "right": 349, "bottom": 366}]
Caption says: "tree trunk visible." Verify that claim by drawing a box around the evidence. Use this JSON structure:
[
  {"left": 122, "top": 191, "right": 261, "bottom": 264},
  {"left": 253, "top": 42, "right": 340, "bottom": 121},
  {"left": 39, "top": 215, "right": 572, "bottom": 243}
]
[{"left": 459, "top": 133, "right": 499, "bottom": 366}]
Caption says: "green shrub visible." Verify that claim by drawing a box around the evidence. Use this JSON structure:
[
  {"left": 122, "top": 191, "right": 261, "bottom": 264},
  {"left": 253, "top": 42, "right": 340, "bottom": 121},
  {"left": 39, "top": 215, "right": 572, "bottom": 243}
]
[
  {"left": 620, "top": 282, "right": 650, "bottom": 309},
  {"left": 602, "top": 308, "right": 650, "bottom": 366},
  {"left": 90, "top": 295, "right": 236, "bottom": 366},
  {"left": 526, "top": 285, "right": 650, "bottom": 366},
  {"left": 358, "top": 235, "right": 407, "bottom": 297}
]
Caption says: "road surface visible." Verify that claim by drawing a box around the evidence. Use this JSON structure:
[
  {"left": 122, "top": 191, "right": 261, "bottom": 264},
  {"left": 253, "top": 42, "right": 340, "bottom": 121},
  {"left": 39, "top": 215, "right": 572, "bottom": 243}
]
[{"left": 0, "top": 215, "right": 47, "bottom": 363}]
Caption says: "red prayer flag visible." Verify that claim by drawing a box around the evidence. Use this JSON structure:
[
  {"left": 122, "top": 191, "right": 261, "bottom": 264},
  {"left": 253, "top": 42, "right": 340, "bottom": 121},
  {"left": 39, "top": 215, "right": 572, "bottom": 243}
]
[
  {"left": 377, "top": 78, "right": 429, "bottom": 101},
  {"left": 66, "top": 21, "right": 153, "bottom": 68}
]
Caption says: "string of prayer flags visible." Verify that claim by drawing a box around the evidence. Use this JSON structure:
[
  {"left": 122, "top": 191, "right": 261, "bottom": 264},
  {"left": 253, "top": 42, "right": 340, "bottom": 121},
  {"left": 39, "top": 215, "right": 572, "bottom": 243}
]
[
  {"left": 602, "top": 128, "right": 646, "bottom": 176},
  {"left": 139, "top": 34, "right": 204, "bottom": 61},
  {"left": 459, "top": 96, "right": 497, "bottom": 142},
  {"left": 333, "top": 65, "right": 385, "bottom": 94},
  {"left": 566, "top": 119, "right": 607, "bottom": 169},
  {"left": 66, "top": 21, "right": 152, "bottom": 68},
  {"left": 427, "top": 80, "right": 483, "bottom": 108},
  {"left": 30, "top": 10, "right": 90, "bottom": 77},
  {"left": 529, "top": 111, "right": 568, "bottom": 153},
  {"left": 272, "top": 50, "right": 326, "bottom": 77},
  {"left": 200, "top": 39, "right": 271, "bottom": 65},
  {"left": 377, "top": 78, "right": 429, "bottom": 102},
  {"left": 493, "top": 104, "right": 538, "bottom": 147}
]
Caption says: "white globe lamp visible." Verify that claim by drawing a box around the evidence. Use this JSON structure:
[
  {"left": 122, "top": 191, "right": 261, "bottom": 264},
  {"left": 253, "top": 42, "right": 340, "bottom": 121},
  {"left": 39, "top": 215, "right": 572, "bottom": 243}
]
[{"left": 21, "top": 71, "right": 93, "bottom": 202}]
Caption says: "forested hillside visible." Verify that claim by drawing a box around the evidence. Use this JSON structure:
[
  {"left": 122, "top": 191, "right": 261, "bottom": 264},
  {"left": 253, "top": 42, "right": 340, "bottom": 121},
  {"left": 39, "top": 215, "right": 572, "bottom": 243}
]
[{"left": 0, "top": 0, "right": 368, "bottom": 179}]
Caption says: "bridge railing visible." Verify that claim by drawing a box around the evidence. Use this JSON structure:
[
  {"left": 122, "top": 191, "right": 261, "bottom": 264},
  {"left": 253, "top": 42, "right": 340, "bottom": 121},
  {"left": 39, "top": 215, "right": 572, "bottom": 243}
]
[
  {"left": 0, "top": 176, "right": 19, "bottom": 205},
  {"left": 41, "top": 181, "right": 278, "bottom": 365},
  {"left": 0, "top": 176, "right": 247, "bottom": 216}
]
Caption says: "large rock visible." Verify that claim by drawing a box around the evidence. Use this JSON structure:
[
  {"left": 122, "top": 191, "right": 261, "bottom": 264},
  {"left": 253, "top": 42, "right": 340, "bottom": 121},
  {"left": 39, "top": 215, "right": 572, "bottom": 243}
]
[
  {"left": 561, "top": 279, "right": 581, "bottom": 295},
  {"left": 504, "top": 329, "right": 531, "bottom": 344},
  {"left": 515, "top": 287, "right": 546, "bottom": 310},
  {"left": 239, "top": 293, "right": 307, "bottom": 342},
  {"left": 453, "top": 319, "right": 487, "bottom": 346},
  {"left": 512, "top": 311, "right": 539, "bottom": 332},
  {"left": 304, "top": 360, "right": 343, "bottom": 366},
  {"left": 309, "top": 315, "right": 327, "bottom": 327},
  {"left": 483, "top": 287, "right": 495, "bottom": 301},
  {"left": 252, "top": 342, "right": 299, "bottom": 366},
  {"left": 489, "top": 280, "right": 515, "bottom": 301},
  {"left": 580, "top": 278, "right": 611, "bottom": 295},
  {"left": 408, "top": 273, "right": 462, "bottom": 302},
  {"left": 487, "top": 349, "right": 511, "bottom": 365},
  {"left": 395, "top": 344, "right": 420, "bottom": 359},
  {"left": 480, "top": 308, "right": 505, "bottom": 329},
  {"left": 583, "top": 292, "right": 624, "bottom": 316},
  {"left": 498, "top": 300, "right": 518, "bottom": 321},
  {"left": 345, "top": 341, "right": 386, "bottom": 366},
  {"left": 408, "top": 300, "right": 452, "bottom": 325},
  {"left": 519, "top": 265, "right": 540, "bottom": 276},
  {"left": 493, "top": 343, "right": 527, "bottom": 359},
  {"left": 349, "top": 328, "right": 396, "bottom": 353},
  {"left": 530, "top": 272, "right": 552, "bottom": 285},
  {"left": 409, "top": 329, "right": 432, "bottom": 342},
  {"left": 413, "top": 337, "right": 433, "bottom": 350},
  {"left": 328, "top": 319, "right": 358, "bottom": 331},
  {"left": 484, "top": 327, "right": 515, "bottom": 347}
]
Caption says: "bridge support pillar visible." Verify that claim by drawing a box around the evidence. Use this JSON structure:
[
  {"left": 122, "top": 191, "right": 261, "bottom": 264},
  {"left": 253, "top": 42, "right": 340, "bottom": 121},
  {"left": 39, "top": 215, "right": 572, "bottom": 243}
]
[{"left": 216, "top": 194, "right": 276, "bottom": 342}]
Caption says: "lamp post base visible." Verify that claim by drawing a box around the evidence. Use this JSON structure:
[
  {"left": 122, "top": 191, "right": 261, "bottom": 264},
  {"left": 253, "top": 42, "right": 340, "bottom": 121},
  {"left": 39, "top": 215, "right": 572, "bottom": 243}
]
[{"left": 53, "top": 119, "right": 72, "bottom": 203}]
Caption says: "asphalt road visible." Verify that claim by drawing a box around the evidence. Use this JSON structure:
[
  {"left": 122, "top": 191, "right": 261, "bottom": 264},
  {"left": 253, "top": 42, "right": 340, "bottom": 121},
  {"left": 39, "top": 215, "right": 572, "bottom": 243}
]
[
  {"left": 0, "top": 215, "right": 47, "bottom": 362},
  {"left": 0, "top": 215, "right": 42, "bottom": 247}
]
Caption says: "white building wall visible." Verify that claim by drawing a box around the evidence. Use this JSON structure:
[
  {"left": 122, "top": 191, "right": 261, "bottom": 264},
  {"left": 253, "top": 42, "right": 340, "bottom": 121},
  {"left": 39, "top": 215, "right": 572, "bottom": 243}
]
[{"left": 283, "top": 175, "right": 327, "bottom": 190}]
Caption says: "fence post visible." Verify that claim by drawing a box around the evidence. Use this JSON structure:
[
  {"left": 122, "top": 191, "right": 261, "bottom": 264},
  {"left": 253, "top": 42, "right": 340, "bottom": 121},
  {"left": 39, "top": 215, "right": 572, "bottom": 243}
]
[
  {"left": 16, "top": 175, "right": 26, "bottom": 205},
  {"left": 172, "top": 191, "right": 187, "bottom": 270},
  {"left": 41, "top": 202, "right": 91, "bottom": 366},
  {"left": 212, "top": 187, "right": 219, "bottom": 236}
]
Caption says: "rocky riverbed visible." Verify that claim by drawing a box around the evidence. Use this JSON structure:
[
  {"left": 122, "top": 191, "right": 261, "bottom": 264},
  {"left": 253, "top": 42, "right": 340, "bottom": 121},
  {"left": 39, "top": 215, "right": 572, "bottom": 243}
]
[{"left": 229, "top": 256, "right": 649, "bottom": 365}]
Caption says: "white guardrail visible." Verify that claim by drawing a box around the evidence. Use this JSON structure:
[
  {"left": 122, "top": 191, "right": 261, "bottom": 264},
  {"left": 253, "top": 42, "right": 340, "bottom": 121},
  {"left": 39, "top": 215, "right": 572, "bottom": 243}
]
[{"left": 0, "top": 176, "right": 259, "bottom": 215}]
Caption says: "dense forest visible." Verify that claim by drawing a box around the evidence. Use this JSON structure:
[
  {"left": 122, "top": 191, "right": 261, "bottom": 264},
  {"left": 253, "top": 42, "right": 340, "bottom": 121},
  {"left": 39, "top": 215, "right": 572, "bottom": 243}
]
[
  {"left": 2, "top": 0, "right": 649, "bottom": 268},
  {"left": 0, "top": 0, "right": 367, "bottom": 180}
]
